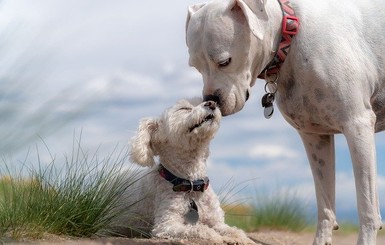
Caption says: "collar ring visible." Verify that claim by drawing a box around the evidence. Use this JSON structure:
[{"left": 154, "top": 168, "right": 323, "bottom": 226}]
[{"left": 188, "top": 180, "right": 194, "bottom": 193}]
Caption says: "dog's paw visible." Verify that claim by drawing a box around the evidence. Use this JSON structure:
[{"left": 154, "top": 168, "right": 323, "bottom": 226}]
[
  {"left": 222, "top": 235, "right": 257, "bottom": 245},
  {"left": 214, "top": 225, "right": 256, "bottom": 244},
  {"left": 313, "top": 220, "right": 333, "bottom": 245},
  {"left": 152, "top": 231, "right": 172, "bottom": 240},
  {"left": 152, "top": 224, "right": 224, "bottom": 243}
]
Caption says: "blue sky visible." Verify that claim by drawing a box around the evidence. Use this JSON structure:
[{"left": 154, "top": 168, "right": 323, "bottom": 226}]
[{"left": 1, "top": 0, "right": 384, "bottom": 223}]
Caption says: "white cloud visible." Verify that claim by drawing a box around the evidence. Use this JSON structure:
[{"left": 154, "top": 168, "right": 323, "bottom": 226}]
[
  {"left": 85, "top": 71, "right": 166, "bottom": 100},
  {"left": 333, "top": 167, "right": 385, "bottom": 211},
  {"left": 248, "top": 144, "right": 300, "bottom": 160}
]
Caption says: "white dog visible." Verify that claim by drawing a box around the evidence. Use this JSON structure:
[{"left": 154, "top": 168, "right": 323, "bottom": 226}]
[
  {"left": 114, "top": 98, "right": 254, "bottom": 244},
  {"left": 186, "top": 0, "right": 385, "bottom": 244}
]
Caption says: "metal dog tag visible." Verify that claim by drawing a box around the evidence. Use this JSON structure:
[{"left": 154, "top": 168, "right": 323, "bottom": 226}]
[
  {"left": 261, "top": 93, "right": 275, "bottom": 107},
  {"left": 261, "top": 93, "right": 275, "bottom": 119},
  {"left": 185, "top": 200, "right": 199, "bottom": 224},
  {"left": 264, "top": 106, "right": 274, "bottom": 119}
]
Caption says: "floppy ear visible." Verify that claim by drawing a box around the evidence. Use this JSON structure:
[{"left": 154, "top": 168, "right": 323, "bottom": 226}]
[
  {"left": 185, "top": 3, "right": 206, "bottom": 41},
  {"left": 129, "top": 118, "right": 159, "bottom": 167},
  {"left": 233, "top": 0, "right": 268, "bottom": 40}
]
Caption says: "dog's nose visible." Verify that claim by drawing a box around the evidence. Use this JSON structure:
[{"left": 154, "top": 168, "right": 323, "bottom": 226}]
[
  {"left": 246, "top": 90, "right": 250, "bottom": 101},
  {"left": 203, "top": 94, "right": 219, "bottom": 104},
  {"left": 204, "top": 100, "right": 217, "bottom": 110}
]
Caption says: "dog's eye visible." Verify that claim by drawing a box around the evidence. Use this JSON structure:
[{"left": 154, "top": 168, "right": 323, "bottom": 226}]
[
  {"left": 218, "top": 58, "right": 231, "bottom": 67},
  {"left": 178, "top": 107, "right": 192, "bottom": 111}
]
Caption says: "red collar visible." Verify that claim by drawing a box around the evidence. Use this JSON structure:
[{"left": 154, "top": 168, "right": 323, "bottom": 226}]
[{"left": 258, "top": 0, "right": 299, "bottom": 79}]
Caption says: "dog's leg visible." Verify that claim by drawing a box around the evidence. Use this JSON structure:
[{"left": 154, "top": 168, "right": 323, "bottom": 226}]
[
  {"left": 343, "top": 115, "right": 382, "bottom": 245},
  {"left": 300, "top": 133, "right": 337, "bottom": 245},
  {"left": 152, "top": 218, "right": 224, "bottom": 243},
  {"left": 151, "top": 193, "right": 224, "bottom": 243},
  {"left": 202, "top": 190, "right": 255, "bottom": 244}
]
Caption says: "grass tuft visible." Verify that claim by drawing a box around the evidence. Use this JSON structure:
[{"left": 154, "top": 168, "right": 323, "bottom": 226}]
[
  {"left": 225, "top": 189, "right": 310, "bottom": 232},
  {"left": 0, "top": 142, "right": 145, "bottom": 240}
]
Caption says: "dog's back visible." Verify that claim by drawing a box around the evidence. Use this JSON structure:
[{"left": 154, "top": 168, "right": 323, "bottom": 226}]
[{"left": 291, "top": 0, "right": 385, "bottom": 78}]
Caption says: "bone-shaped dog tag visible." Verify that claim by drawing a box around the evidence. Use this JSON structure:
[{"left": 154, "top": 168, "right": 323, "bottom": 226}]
[
  {"left": 185, "top": 200, "right": 199, "bottom": 224},
  {"left": 261, "top": 93, "right": 275, "bottom": 119}
]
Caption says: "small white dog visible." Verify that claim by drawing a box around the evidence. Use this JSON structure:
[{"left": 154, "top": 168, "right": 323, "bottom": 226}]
[
  {"left": 114, "top": 98, "right": 254, "bottom": 244},
  {"left": 186, "top": 0, "right": 385, "bottom": 244}
]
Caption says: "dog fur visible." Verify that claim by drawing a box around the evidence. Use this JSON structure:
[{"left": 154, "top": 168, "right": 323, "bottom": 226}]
[
  {"left": 186, "top": 0, "right": 385, "bottom": 244},
  {"left": 113, "top": 98, "right": 254, "bottom": 244}
]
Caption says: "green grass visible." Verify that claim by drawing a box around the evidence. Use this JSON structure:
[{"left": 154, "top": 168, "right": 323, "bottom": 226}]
[
  {"left": 3, "top": 142, "right": 357, "bottom": 241},
  {"left": 303, "top": 222, "right": 359, "bottom": 234},
  {"left": 224, "top": 190, "right": 310, "bottom": 232},
  {"left": 0, "top": 143, "right": 145, "bottom": 240},
  {"left": 1, "top": 146, "right": 312, "bottom": 241},
  {"left": 1, "top": 145, "right": 363, "bottom": 241}
]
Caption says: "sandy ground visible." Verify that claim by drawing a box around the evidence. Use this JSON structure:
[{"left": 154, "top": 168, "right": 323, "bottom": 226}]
[{"left": 5, "top": 230, "right": 385, "bottom": 245}]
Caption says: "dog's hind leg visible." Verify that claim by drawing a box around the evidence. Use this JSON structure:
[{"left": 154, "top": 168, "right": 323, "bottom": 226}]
[
  {"left": 299, "top": 133, "right": 337, "bottom": 245},
  {"left": 343, "top": 113, "right": 382, "bottom": 245}
]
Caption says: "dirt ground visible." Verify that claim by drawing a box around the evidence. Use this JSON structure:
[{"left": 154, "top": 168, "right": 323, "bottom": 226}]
[{"left": 5, "top": 230, "right": 385, "bottom": 245}]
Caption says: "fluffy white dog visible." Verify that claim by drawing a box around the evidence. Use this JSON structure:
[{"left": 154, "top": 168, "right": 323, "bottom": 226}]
[
  {"left": 114, "top": 98, "right": 254, "bottom": 244},
  {"left": 186, "top": 0, "right": 385, "bottom": 244}
]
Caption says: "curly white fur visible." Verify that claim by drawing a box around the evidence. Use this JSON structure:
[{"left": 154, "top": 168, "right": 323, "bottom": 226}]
[{"left": 113, "top": 98, "right": 255, "bottom": 245}]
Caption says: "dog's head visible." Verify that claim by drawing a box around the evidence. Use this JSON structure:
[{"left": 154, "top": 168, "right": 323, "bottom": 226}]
[
  {"left": 129, "top": 98, "right": 221, "bottom": 167},
  {"left": 186, "top": 0, "right": 277, "bottom": 116}
]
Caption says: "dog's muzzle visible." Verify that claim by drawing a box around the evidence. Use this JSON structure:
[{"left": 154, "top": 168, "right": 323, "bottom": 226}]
[{"left": 204, "top": 100, "right": 217, "bottom": 110}]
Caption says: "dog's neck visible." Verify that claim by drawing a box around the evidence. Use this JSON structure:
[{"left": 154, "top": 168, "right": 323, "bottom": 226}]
[
  {"left": 157, "top": 144, "right": 210, "bottom": 180},
  {"left": 252, "top": 0, "right": 285, "bottom": 81}
]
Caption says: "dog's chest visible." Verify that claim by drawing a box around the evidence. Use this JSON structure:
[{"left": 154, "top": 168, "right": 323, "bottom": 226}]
[
  {"left": 275, "top": 74, "right": 385, "bottom": 134},
  {"left": 275, "top": 81, "right": 342, "bottom": 134}
]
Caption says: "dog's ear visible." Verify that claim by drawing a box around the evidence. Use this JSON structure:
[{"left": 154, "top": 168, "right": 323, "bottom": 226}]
[
  {"left": 129, "top": 118, "right": 159, "bottom": 167},
  {"left": 185, "top": 3, "right": 206, "bottom": 43},
  {"left": 233, "top": 0, "right": 268, "bottom": 40}
]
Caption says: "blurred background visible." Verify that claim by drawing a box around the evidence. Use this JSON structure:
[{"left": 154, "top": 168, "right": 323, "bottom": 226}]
[{"left": 0, "top": 0, "right": 384, "bottom": 223}]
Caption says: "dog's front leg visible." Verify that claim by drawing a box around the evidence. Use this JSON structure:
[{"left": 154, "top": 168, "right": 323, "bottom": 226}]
[
  {"left": 300, "top": 132, "right": 337, "bottom": 245},
  {"left": 151, "top": 193, "right": 224, "bottom": 243},
  {"left": 343, "top": 116, "right": 382, "bottom": 245}
]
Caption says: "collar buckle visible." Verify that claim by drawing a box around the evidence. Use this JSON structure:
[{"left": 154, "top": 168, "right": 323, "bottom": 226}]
[
  {"left": 282, "top": 15, "right": 299, "bottom": 35},
  {"left": 196, "top": 177, "right": 209, "bottom": 192},
  {"left": 188, "top": 180, "right": 194, "bottom": 193}
]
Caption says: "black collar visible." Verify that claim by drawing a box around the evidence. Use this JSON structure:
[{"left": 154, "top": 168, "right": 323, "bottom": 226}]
[{"left": 158, "top": 164, "right": 209, "bottom": 192}]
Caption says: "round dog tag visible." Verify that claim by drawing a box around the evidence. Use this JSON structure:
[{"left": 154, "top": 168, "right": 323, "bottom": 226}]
[
  {"left": 185, "top": 200, "right": 199, "bottom": 224},
  {"left": 264, "top": 106, "right": 274, "bottom": 119}
]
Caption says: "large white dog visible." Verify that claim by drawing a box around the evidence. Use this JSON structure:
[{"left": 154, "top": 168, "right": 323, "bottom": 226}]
[{"left": 186, "top": 0, "right": 385, "bottom": 244}]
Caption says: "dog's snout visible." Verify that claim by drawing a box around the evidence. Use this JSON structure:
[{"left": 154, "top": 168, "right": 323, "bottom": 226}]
[
  {"left": 203, "top": 94, "right": 220, "bottom": 104},
  {"left": 204, "top": 101, "right": 217, "bottom": 110}
]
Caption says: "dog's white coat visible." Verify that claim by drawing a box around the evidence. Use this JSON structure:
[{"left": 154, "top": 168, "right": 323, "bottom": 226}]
[
  {"left": 186, "top": 0, "right": 385, "bottom": 244},
  {"left": 116, "top": 98, "right": 254, "bottom": 244}
]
